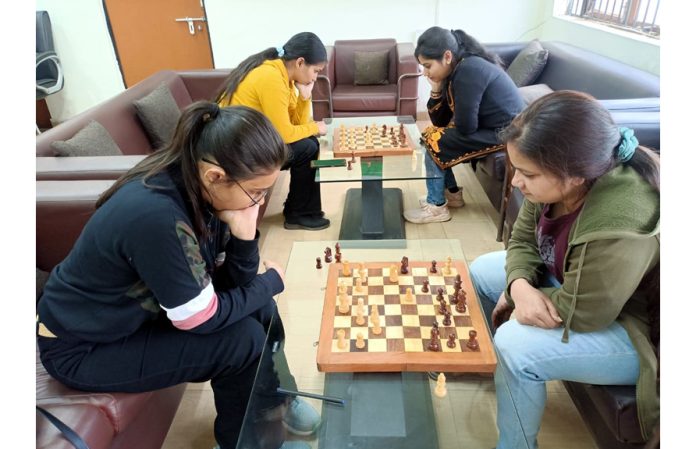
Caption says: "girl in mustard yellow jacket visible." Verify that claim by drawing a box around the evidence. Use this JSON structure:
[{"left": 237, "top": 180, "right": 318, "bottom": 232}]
[{"left": 216, "top": 32, "right": 329, "bottom": 230}]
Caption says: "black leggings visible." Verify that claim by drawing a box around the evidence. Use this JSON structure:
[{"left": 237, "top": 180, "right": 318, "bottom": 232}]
[
  {"left": 283, "top": 136, "right": 322, "bottom": 218},
  {"left": 37, "top": 302, "right": 296, "bottom": 449}
]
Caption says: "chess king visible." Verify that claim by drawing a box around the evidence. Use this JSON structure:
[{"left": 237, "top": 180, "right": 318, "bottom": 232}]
[{"left": 469, "top": 91, "right": 660, "bottom": 448}]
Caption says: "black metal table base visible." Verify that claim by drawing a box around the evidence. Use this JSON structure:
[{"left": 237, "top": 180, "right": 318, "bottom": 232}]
[{"left": 338, "top": 186, "right": 406, "bottom": 247}]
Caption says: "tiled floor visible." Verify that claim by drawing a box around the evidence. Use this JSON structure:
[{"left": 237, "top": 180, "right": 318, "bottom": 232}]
[{"left": 161, "top": 122, "right": 597, "bottom": 449}]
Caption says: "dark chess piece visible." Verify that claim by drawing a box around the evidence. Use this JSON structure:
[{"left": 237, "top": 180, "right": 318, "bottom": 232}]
[
  {"left": 430, "top": 260, "right": 438, "bottom": 273},
  {"left": 456, "top": 290, "right": 467, "bottom": 313},
  {"left": 436, "top": 287, "right": 444, "bottom": 301},
  {"left": 454, "top": 274, "right": 462, "bottom": 290},
  {"left": 467, "top": 330, "right": 480, "bottom": 351},
  {"left": 451, "top": 284, "right": 460, "bottom": 304},
  {"left": 335, "top": 242, "right": 341, "bottom": 254},
  {"left": 400, "top": 256, "right": 409, "bottom": 274},
  {"left": 324, "top": 247, "right": 332, "bottom": 263},
  {"left": 335, "top": 252, "right": 342, "bottom": 263},
  {"left": 447, "top": 333, "right": 457, "bottom": 349},
  {"left": 351, "top": 151, "right": 356, "bottom": 163},
  {"left": 431, "top": 320, "right": 440, "bottom": 336},
  {"left": 438, "top": 298, "right": 447, "bottom": 315},
  {"left": 316, "top": 257, "right": 322, "bottom": 269},
  {"left": 421, "top": 279, "right": 430, "bottom": 293},
  {"left": 347, "top": 161, "right": 353, "bottom": 170},
  {"left": 443, "top": 310, "right": 452, "bottom": 326},
  {"left": 428, "top": 335, "right": 441, "bottom": 352}
]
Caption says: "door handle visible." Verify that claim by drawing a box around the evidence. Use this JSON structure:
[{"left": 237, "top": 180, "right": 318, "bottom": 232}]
[{"left": 174, "top": 17, "right": 206, "bottom": 35}]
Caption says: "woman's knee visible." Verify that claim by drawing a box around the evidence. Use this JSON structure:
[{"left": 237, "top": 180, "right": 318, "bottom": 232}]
[
  {"left": 470, "top": 251, "right": 506, "bottom": 300},
  {"left": 218, "top": 317, "right": 267, "bottom": 367}
]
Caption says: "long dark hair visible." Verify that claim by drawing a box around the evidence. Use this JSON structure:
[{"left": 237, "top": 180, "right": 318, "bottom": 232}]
[
  {"left": 500, "top": 90, "right": 660, "bottom": 193},
  {"left": 415, "top": 26, "right": 502, "bottom": 67},
  {"left": 214, "top": 32, "right": 327, "bottom": 103},
  {"left": 96, "top": 101, "right": 288, "bottom": 236}
]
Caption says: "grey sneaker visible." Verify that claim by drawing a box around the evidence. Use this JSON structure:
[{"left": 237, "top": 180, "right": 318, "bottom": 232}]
[
  {"left": 404, "top": 202, "right": 451, "bottom": 224},
  {"left": 283, "top": 398, "right": 321, "bottom": 436}
]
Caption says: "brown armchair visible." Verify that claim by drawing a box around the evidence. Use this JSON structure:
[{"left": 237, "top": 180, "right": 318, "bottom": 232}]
[{"left": 311, "top": 39, "right": 421, "bottom": 120}]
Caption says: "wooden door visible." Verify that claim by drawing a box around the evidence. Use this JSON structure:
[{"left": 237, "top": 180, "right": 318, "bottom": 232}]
[{"left": 104, "top": 0, "right": 214, "bottom": 87}]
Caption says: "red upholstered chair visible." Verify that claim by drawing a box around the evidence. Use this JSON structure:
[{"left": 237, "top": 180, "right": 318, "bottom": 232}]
[{"left": 311, "top": 39, "right": 420, "bottom": 120}]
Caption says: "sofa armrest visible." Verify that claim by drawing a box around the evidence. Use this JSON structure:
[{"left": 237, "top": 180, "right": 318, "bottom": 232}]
[
  {"left": 36, "top": 155, "right": 146, "bottom": 181},
  {"left": 395, "top": 42, "right": 421, "bottom": 117}
]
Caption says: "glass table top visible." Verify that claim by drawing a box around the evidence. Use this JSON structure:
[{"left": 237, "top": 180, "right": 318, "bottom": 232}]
[
  {"left": 236, "top": 240, "right": 528, "bottom": 449},
  {"left": 315, "top": 116, "right": 436, "bottom": 183}
]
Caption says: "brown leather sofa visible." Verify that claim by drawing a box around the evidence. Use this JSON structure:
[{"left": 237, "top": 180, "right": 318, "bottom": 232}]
[
  {"left": 310, "top": 38, "right": 420, "bottom": 120},
  {"left": 36, "top": 180, "right": 188, "bottom": 449}
]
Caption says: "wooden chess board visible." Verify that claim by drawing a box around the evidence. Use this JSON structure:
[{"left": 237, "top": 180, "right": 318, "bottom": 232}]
[
  {"left": 332, "top": 124, "right": 416, "bottom": 158},
  {"left": 316, "top": 261, "right": 497, "bottom": 373}
]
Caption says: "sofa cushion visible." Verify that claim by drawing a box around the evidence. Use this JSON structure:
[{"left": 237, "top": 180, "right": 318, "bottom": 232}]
[
  {"left": 518, "top": 83, "right": 554, "bottom": 105},
  {"left": 354, "top": 50, "right": 390, "bottom": 85},
  {"left": 133, "top": 83, "right": 181, "bottom": 149},
  {"left": 51, "top": 121, "right": 123, "bottom": 157},
  {"left": 332, "top": 84, "right": 397, "bottom": 112},
  {"left": 506, "top": 40, "right": 549, "bottom": 87}
]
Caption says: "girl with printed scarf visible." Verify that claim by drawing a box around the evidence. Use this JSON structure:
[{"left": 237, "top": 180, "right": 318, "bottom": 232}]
[
  {"left": 37, "top": 103, "right": 320, "bottom": 449},
  {"left": 470, "top": 91, "right": 660, "bottom": 448},
  {"left": 404, "top": 26, "right": 525, "bottom": 224},
  {"left": 216, "top": 32, "right": 330, "bottom": 231}
]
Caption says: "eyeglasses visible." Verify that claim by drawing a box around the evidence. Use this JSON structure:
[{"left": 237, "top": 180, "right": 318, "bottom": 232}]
[{"left": 201, "top": 157, "right": 268, "bottom": 207}]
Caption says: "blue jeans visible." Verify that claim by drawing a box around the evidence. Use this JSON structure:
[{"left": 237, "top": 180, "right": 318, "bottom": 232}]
[
  {"left": 469, "top": 251, "right": 640, "bottom": 449},
  {"left": 424, "top": 154, "right": 457, "bottom": 205}
]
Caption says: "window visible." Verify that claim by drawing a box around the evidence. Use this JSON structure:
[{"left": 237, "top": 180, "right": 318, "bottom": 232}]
[{"left": 565, "top": 0, "right": 661, "bottom": 38}]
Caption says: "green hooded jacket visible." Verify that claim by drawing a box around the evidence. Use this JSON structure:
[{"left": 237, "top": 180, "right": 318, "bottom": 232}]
[{"left": 505, "top": 165, "right": 659, "bottom": 439}]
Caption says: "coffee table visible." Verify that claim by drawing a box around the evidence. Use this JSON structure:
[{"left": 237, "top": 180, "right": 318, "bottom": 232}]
[
  {"left": 236, "top": 240, "right": 528, "bottom": 449},
  {"left": 315, "top": 116, "right": 439, "bottom": 247}
]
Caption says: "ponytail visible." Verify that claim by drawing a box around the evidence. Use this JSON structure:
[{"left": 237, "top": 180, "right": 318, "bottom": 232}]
[
  {"left": 623, "top": 145, "right": 660, "bottom": 193},
  {"left": 97, "top": 102, "right": 287, "bottom": 236},
  {"left": 450, "top": 29, "right": 503, "bottom": 67},
  {"left": 214, "top": 32, "right": 326, "bottom": 104}
]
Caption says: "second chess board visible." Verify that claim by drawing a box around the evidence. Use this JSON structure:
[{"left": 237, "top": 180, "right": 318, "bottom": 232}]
[{"left": 316, "top": 260, "right": 497, "bottom": 373}]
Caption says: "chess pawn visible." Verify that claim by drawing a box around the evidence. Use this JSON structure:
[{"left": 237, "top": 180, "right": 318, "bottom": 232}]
[
  {"left": 336, "top": 329, "right": 348, "bottom": 350},
  {"left": 356, "top": 332, "right": 366, "bottom": 349},
  {"left": 434, "top": 373, "right": 447, "bottom": 398},
  {"left": 338, "top": 280, "right": 347, "bottom": 295},
  {"left": 443, "top": 310, "right": 452, "bottom": 326},
  {"left": 421, "top": 279, "right": 430, "bottom": 293},
  {"left": 316, "top": 257, "right": 322, "bottom": 269},
  {"left": 443, "top": 257, "right": 452, "bottom": 275},
  {"left": 400, "top": 256, "right": 409, "bottom": 274},
  {"left": 359, "top": 262, "right": 368, "bottom": 283},
  {"left": 404, "top": 287, "right": 414, "bottom": 303},
  {"left": 342, "top": 260, "right": 351, "bottom": 277},
  {"left": 335, "top": 252, "right": 342, "bottom": 263},
  {"left": 447, "top": 333, "right": 457, "bottom": 348},
  {"left": 467, "top": 330, "right": 480, "bottom": 351},
  {"left": 430, "top": 260, "right": 438, "bottom": 274},
  {"left": 355, "top": 277, "right": 364, "bottom": 293},
  {"left": 389, "top": 264, "right": 399, "bottom": 283}
]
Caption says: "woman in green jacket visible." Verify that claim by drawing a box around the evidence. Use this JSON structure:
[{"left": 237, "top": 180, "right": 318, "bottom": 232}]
[{"left": 469, "top": 90, "right": 659, "bottom": 449}]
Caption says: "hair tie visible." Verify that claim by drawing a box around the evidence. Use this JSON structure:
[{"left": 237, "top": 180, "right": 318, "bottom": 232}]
[
  {"left": 202, "top": 104, "right": 220, "bottom": 123},
  {"left": 276, "top": 46, "right": 285, "bottom": 57},
  {"left": 616, "top": 127, "right": 638, "bottom": 162}
]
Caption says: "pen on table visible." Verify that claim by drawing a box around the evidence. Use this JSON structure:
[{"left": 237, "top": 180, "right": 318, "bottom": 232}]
[{"left": 276, "top": 387, "right": 345, "bottom": 406}]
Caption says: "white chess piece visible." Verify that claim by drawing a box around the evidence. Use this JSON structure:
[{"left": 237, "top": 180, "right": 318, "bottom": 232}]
[{"left": 434, "top": 372, "right": 447, "bottom": 398}]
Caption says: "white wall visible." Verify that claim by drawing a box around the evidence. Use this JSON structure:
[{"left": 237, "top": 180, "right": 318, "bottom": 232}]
[
  {"left": 36, "top": 0, "right": 124, "bottom": 123},
  {"left": 38, "top": 0, "right": 659, "bottom": 122},
  {"left": 538, "top": 0, "right": 660, "bottom": 75}
]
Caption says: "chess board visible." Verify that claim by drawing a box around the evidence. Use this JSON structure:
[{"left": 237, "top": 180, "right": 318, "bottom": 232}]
[
  {"left": 332, "top": 124, "right": 416, "bottom": 158},
  {"left": 316, "top": 261, "right": 497, "bottom": 373}
]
